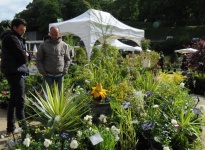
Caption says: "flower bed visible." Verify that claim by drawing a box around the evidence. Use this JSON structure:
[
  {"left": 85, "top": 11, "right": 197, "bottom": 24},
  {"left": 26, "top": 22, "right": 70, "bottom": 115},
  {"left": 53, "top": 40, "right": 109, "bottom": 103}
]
[{"left": 3, "top": 46, "right": 205, "bottom": 150}]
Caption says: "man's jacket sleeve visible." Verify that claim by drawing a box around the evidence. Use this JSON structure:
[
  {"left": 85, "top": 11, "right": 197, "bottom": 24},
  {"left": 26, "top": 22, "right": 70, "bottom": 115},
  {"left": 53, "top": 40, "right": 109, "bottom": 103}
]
[
  {"left": 36, "top": 44, "right": 46, "bottom": 75},
  {"left": 63, "top": 44, "right": 71, "bottom": 74}
]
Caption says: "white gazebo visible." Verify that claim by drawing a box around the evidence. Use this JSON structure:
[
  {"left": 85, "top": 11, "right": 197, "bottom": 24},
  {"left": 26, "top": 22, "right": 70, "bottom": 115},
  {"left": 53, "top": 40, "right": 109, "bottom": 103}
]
[{"left": 49, "top": 9, "right": 144, "bottom": 59}]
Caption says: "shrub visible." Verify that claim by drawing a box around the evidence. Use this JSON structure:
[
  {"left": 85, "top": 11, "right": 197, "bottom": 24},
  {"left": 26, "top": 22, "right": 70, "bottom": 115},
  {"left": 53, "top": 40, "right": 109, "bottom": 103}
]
[{"left": 189, "top": 39, "right": 205, "bottom": 74}]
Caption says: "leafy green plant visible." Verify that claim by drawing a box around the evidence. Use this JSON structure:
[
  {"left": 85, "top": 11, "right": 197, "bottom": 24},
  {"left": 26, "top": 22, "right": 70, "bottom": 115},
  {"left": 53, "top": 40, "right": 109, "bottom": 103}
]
[
  {"left": 141, "top": 38, "right": 150, "bottom": 52},
  {"left": 110, "top": 100, "right": 137, "bottom": 149},
  {"left": 0, "top": 73, "right": 10, "bottom": 108},
  {"left": 134, "top": 71, "right": 160, "bottom": 93},
  {"left": 26, "top": 82, "right": 92, "bottom": 136},
  {"left": 75, "top": 48, "right": 88, "bottom": 65}
]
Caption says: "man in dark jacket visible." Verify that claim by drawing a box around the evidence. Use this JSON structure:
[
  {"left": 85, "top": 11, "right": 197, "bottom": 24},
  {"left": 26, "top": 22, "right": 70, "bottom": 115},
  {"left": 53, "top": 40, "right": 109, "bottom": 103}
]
[{"left": 0, "top": 18, "right": 29, "bottom": 136}]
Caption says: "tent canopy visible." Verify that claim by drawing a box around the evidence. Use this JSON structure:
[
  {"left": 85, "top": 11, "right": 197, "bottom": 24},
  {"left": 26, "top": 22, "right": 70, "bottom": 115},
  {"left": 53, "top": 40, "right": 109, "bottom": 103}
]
[
  {"left": 174, "top": 48, "right": 198, "bottom": 53},
  {"left": 49, "top": 9, "right": 144, "bottom": 59},
  {"left": 97, "top": 39, "right": 142, "bottom": 52}
]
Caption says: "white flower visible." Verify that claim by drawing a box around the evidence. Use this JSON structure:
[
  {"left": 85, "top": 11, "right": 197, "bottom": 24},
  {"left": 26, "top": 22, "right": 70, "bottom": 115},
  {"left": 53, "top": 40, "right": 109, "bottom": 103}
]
[
  {"left": 99, "top": 114, "right": 107, "bottom": 123},
  {"left": 133, "top": 90, "right": 143, "bottom": 96},
  {"left": 84, "top": 115, "right": 93, "bottom": 125},
  {"left": 115, "top": 135, "right": 120, "bottom": 141},
  {"left": 163, "top": 146, "right": 170, "bottom": 150},
  {"left": 199, "top": 105, "right": 205, "bottom": 115},
  {"left": 105, "top": 127, "right": 109, "bottom": 131},
  {"left": 111, "top": 126, "right": 120, "bottom": 136},
  {"left": 131, "top": 120, "right": 139, "bottom": 124},
  {"left": 77, "top": 131, "right": 82, "bottom": 137},
  {"left": 84, "top": 115, "right": 92, "bottom": 121},
  {"left": 26, "top": 133, "right": 31, "bottom": 138},
  {"left": 180, "top": 82, "right": 185, "bottom": 88},
  {"left": 88, "top": 120, "right": 92, "bottom": 125},
  {"left": 85, "top": 80, "right": 90, "bottom": 84},
  {"left": 23, "top": 137, "right": 30, "bottom": 147},
  {"left": 44, "top": 139, "right": 52, "bottom": 148},
  {"left": 70, "top": 139, "right": 79, "bottom": 149},
  {"left": 171, "top": 119, "right": 178, "bottom": 125},
  {"left": 153, "top": 105, "right": 159, "bottom": 108}
]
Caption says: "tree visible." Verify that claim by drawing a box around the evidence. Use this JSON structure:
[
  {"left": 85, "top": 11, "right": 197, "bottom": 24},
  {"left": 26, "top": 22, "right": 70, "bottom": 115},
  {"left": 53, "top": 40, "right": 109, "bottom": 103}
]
[
  {"left": 15, "top": 0, "right": 44, "bottom": 31},
  {"left": 111, "top": 0, "right": 140, "bottom": 21},
  {"left": 36, "top": 0, "right": 62, "bottom": 34},
  {"left": 0, "top": 20, "right": 11, "bottom": 33},
  {"left": 189, "top": 39, "right": 205, "bottom": 74},
  {"left": 60, "top": 0, "right": 88, "bottom": 20},
  {"left": 16, "top": 0, "right": 62, "bottom": 34}
]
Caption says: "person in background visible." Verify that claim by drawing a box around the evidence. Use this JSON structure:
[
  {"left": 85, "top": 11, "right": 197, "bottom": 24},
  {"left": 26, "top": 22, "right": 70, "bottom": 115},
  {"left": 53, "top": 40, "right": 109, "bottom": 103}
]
[
  {"left": 158, "top": 51, "right": 165, "bottom": 72},
  {"left": 181, "top": 54, "right": 188, "bottom": 71},
  {"left": 70, "top": 48, "right": 75, "bottom": 63},
  {"left": 36, "top": 26, "right": 71, "bottom": 93},
  {"left": 0, "top": 18, "right": 29, "bottom": 136}
]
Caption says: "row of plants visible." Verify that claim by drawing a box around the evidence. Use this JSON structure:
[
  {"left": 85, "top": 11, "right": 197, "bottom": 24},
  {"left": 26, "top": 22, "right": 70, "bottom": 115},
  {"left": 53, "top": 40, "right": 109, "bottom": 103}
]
[{"left": 1, "top": 44, "right": 205, "bottom": 150}]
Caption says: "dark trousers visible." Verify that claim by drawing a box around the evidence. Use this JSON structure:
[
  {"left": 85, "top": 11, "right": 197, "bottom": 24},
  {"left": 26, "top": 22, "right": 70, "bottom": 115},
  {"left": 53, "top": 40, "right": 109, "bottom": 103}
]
[
  {"left": 43, "top": 75, "right": 64, "bottom": 94},
  {"left": 160, "top": 64, "right": 164, "bottom": 72},
  {"left": 6, "top": 75, "right": 26, "bottom": 133}
]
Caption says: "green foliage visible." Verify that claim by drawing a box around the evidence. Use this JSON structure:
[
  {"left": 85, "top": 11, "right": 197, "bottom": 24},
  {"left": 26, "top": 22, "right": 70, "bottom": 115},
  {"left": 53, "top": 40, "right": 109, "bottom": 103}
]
[
  {"left": 75, "top": 48, "right": 88, "bottom": 65},
  {"left": 111, "top": 0, "right": 139, "bottom": 21},
  {"left": 99, "top": 126, "right": 116, "bottom": 150},
  {"left": 26, "top": 83, "right": 92, "bottom": 135},
  {"left": 141, "top": 38, "right": 150, "bottom": 51},
  {"left": 63, "top": 35, "right": 78, "bottom": 46},
  {"left": 88, "top": 56, "right": 124, "bottom": 88},
  {"left": 90, "top": 46, "right": 104, "bottom": 63},
  {"left": 158, "top": 72, "right": 187, "bottom": 85},
  {"left": 7, "top": 41, "right": 204, "bottom": 149},
  {"left": 109, "top": 80, "right": 134, "bottom": 103},
  {"left": 134, "top": 71, "right": 160, "bottom": 93},
  {"left": 0, "top": 73, "right": 9, "bottom": 107},
  {"left": 110, "top": 100, "right": 137, "bottom": 149},
  {"left": 37, "top": 0, "right": 62, "bottom": 34}
]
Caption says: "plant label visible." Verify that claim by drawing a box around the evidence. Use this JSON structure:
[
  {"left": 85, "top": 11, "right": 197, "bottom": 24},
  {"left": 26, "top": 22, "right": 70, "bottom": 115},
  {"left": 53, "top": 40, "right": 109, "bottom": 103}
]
[
  {"left": 89, "top": 133, "right": 103, "bottom": 145},
  {"left": 60, "top": 131, "right": 76, "bottom": 141}
]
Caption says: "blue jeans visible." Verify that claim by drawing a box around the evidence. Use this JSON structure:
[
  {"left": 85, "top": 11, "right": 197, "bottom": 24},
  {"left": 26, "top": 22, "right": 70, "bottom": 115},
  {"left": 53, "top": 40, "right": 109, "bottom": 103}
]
[
  {"left": 43, "top": 75, "right": 64, "bottom": 94},
  {"left": 6, "top": 75, "right": 26, "bottom": 133}
]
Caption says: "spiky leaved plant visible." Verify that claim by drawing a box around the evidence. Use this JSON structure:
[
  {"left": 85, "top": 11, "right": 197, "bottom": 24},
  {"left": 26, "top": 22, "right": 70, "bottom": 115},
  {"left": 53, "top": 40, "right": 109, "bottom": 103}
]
[{"left": 26, "top": 82, "right": 92, "bottom": 137}]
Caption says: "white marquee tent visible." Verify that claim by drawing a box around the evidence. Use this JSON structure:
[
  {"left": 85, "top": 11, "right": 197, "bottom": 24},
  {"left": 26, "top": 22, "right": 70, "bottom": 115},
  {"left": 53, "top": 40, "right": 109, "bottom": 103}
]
[
  {"left": 49, "top": 9, "right": 144, "bottom": 59},
  {"left": 97, "top": 39, "right": 142, "bottom": 52}
]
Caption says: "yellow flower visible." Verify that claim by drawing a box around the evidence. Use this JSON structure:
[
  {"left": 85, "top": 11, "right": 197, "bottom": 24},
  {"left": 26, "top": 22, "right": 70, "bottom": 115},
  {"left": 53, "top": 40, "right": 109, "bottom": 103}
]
[{"left": 91, "top": 83, "right": 107, "bottom": 99}]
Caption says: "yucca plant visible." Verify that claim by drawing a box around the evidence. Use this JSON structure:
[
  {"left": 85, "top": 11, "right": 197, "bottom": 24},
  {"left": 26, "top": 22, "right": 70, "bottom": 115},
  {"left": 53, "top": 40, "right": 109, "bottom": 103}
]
[{"left": 26, "top": 82, "right": 92, "bottom": 136}]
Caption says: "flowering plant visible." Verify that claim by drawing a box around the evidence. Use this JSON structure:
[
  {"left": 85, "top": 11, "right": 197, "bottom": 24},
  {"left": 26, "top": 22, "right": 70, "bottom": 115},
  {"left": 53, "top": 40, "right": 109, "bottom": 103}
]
[{"left": 91, "top": 83, "right": 107, "bottom": 102}]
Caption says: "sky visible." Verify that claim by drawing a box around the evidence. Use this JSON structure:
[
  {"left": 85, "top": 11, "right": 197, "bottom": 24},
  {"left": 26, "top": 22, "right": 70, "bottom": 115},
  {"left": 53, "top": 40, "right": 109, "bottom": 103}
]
[{"left": 0, "top": 0, "right": 33, "bottom": 22}]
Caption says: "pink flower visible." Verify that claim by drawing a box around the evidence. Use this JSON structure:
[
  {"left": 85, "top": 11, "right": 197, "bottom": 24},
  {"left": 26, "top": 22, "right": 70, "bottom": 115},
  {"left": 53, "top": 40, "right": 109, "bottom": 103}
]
[
  {"left": 67, "top": 88, "right": 71, "bottom": 93},
  {"left": 174, "top": 124, "right": 179, "bottom": 128},
  {"left": 1, "top": 91, "right": 8, "bottom": 95}
]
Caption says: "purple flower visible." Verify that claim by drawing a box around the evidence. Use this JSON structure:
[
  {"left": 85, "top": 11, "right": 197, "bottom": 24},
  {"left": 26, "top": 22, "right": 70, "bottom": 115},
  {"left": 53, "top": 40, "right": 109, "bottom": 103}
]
[{"left": 146, "top": 91, "right": 152, "bottom": 97}]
